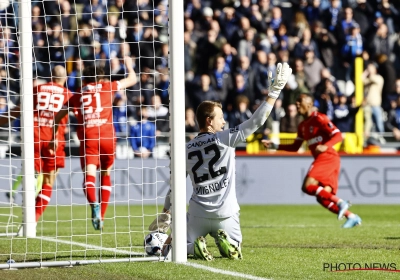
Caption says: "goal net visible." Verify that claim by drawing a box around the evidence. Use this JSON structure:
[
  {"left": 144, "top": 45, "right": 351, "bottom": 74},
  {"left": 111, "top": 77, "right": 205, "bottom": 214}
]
[{"left": 0, "top": 0, "right": 185, "bottom": 268}]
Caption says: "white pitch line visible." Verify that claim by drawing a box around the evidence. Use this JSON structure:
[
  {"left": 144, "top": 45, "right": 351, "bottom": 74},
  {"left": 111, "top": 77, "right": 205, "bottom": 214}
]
[
  {"left": 183, "top": 262, "right": 272, "bottom": 280},
  {"left": 38, "top": 236, "right": 271, "bottom": 280},
  {"left": 38, "top": 236, "right": 142, "bottom": 255}
]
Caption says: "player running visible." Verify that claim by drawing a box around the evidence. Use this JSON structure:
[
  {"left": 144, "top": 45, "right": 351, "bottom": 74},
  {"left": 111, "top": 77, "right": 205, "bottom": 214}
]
[
  {"left": 0, "top": 66, "right": 72, "bottom": 223},
  {"left": 155, "top": 63, "right": 292, "bottom": 260},
  {"left": 52, "top": 56, "right": 137, "bottom": 230},
  {"left": 262, "top": 93, "right": 362, "bottom": 228}
]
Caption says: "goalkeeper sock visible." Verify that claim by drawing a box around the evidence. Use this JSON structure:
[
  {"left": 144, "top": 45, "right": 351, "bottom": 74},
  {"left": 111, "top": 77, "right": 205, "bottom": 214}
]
[
  {"left": 35, "top": 184, "right": 52, "bottom": 221},
  {"left": 100, "top": 175, "right": 112, "bottom": 220},
  {"left": 304, "top": 185, "right": 340, "bottom": 203},
  {"left": 83, "top": 175, "right": 97, "bottom": 204}
]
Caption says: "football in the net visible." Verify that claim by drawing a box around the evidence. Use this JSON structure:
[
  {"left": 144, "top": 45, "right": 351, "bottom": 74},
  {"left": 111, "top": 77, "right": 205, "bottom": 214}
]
[{"left": 144, "top": 231, "right": 168, "bottom": 256}]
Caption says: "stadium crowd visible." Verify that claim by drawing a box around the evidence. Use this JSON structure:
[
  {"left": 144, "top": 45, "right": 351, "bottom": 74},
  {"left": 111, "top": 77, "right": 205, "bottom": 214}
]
[{"left": 1, "top": 0, "right": 400, "bottom": 154}]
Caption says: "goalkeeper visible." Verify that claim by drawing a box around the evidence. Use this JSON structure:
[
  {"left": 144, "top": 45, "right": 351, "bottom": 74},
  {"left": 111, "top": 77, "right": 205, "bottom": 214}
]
[{"left": 152, "top": 63, "right": 292, "bottom": 260}]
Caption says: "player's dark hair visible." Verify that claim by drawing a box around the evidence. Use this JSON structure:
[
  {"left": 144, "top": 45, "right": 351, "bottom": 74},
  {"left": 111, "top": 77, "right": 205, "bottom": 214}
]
[
  {"left": 82, "top": 65, "right": 105, "bottom": 84},
  {"left": 196, "top": 101, "right": 222, "bottom": 129}
]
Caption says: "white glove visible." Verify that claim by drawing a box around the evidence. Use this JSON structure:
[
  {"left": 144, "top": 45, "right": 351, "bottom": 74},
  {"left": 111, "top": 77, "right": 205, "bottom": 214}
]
[
  {"left": 148, "top": 212, "right": 172, "bottom": 233},
  {"left": 268, "top": 62, "right": 292, "bottom": 99}
]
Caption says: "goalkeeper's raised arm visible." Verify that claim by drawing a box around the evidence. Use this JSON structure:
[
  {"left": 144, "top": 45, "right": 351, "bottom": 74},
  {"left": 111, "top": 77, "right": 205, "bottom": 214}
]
[{"left": 218, "top": 62, "right": 292, "bottom": 148}]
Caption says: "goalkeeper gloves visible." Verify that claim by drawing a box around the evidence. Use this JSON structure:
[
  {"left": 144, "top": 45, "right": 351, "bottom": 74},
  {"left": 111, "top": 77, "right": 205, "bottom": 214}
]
[{"left": 268, "top": 62, "right": 292, "bottom": 99}]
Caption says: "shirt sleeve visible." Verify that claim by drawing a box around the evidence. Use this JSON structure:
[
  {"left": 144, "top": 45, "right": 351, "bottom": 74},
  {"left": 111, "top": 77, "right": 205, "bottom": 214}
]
[
  {"left": 217, "top": 101, "right": 274, "bottom": 148},
  {"left": 111, "top": 81, "right": 121, "bottom": 93},
  {"left": 318, "top": 114, "right": 340, "bottom": 136}
]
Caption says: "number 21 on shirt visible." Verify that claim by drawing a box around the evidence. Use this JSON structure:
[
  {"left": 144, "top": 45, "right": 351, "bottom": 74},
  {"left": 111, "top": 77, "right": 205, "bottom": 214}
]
[{"left": 81, "top": 92, "right": 104, "bottom": 114}]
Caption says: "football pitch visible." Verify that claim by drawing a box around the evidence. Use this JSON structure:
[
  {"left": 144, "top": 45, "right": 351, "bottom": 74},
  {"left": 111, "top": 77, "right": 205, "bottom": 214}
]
[{"left": 0, "top": 204, "right": 399, "bottom": 280}]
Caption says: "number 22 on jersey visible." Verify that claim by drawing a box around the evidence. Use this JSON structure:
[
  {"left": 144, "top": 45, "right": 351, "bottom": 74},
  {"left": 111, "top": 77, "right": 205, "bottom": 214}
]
[{"left": 188, "top": 143, "right": 227, "bottom": 184}]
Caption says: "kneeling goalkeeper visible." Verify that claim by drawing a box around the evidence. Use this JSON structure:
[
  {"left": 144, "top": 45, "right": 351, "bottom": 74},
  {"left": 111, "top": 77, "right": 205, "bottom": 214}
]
[{"left": 152, "top": 63, "right": 292, "bottom": 260}]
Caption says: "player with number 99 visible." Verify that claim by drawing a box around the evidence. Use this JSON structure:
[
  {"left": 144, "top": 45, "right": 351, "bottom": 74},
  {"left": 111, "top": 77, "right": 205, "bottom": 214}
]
[
  {"left": 53, "top": 56, "right": 137, "bottom": 230},
  {"left": 0, "top": 66, "right": 73, "bottom": 223}
]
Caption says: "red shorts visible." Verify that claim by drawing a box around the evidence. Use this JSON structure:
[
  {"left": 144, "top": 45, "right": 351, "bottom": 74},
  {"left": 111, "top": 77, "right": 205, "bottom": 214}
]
[
  {"left": 34, "top": 140, "right": 56, "bottom": 173},
  {"left": 79, "top": 137, "right": 116, "bottom": 170},
  {"left": 56, "top": 143, "right": 66, "bottom": 169},
  {"left": 307, "top": 151, "right": 340, "bottom": 194}
]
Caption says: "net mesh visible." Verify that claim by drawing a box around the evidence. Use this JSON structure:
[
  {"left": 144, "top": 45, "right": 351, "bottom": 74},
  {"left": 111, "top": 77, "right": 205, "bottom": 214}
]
[{"left": 0, "top": 0, "right": 171, "bottom": 266}]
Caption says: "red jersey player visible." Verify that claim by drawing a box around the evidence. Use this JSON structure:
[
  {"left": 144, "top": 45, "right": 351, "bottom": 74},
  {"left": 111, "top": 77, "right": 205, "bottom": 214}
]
[
  {"left": 53, "top": 56, "right": 137, "bottom": 230},
  {"left": 262, "top": 94, "right": 362, "bottom": 228},
  {"left": 0, "top": 66, "right": 72, "bottom": 223}
]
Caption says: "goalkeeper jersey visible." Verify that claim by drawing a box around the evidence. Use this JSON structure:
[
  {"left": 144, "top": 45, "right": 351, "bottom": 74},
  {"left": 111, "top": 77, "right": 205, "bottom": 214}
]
[{"left": 186, "top": 125, "right": 247, "bottom": 218}]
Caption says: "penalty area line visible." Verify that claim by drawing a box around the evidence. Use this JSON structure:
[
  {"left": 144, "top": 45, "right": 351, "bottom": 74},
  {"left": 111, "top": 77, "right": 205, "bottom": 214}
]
[
  {"left": 37, "top": 236, "right": 271, "bottom": 279},
  {"left": 183, "top": 262, "right": 272, "bottom": 280}
]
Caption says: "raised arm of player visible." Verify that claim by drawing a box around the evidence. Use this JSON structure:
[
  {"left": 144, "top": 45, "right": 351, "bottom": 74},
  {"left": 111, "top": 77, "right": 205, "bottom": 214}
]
[
  {"left": 219, "top": 63, "right": 292, "bottom": 147},
  {"left": 117, "top": 56, "right": 137, "bottom": 90}
]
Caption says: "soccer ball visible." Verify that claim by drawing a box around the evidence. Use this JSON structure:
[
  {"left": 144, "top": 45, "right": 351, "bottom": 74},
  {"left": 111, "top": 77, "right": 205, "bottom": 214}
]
[{"left": 144, "top": 231, "right": 168, "bottom": 256}]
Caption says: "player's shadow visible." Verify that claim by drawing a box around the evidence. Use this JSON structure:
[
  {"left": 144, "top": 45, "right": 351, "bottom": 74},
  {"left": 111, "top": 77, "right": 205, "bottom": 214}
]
[{"left": 384, "top": 237, "right": 400, "bottom": 240}]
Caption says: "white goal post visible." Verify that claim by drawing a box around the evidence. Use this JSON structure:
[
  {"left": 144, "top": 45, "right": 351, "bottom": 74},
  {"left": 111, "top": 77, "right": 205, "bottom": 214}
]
[{"left": 0, "top": 0, "right": 186, "bottom": 268}]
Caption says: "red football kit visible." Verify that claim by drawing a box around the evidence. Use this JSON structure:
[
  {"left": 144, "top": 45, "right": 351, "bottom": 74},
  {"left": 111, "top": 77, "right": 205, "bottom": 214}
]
[
  {"left": 297, "top": 111, "right": 342, "bottom": 193},
  {"left": 69, "top": 81, "right": 120, "bottom": 169},
  {"left": 33, "top": 82, "right": 72, "bottom": 173}
]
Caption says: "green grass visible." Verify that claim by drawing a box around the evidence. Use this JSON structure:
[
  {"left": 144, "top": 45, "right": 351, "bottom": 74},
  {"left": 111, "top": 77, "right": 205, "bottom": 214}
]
[{"left": 0, "top": 204, "right": 400, "bottom": 279}]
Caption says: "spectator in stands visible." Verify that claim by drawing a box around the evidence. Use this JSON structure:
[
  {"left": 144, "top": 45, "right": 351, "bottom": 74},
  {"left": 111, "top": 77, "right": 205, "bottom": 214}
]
[
  {"left": 113, "top": 93, "right": 130, "bottom": 136},
  {"left": 385, "top": 95, "right": 400, "bottom": 141},
  {"left": 156, "top": 68, "right": 170, "bottom": 105},
  {"left": 107, "top": 57, "right": 126, "bottom": 81},
  {"left": 228, "top": 95, "right": 252, "bottom": 129},
  {"left": 315, "top": 77, "right": 336, "bottom": 119},
  {"left": 363, "top": 62, "right": 385, "bottom": 137},
  {"left": 371, "top": 23, "right": 395, "bottom": 59},
  {"left": 332, "top": 93, "right": 361, "bottom": 133},
  {"left": 311, "top": 21, "right": 338, "bottom": 72},
  {"left": 67, "top": 58, "right": 84, "bottom": 92},
  {"left": 376, "top": 54, "right": 397, "bottom": 112},
  {"left": 234, "top": 56, "right": 255, "bottom": 104},
  {"left": 101, "top": 25, "right": 120, "bottom": 60},
  {"left": 303, "top": 47, "right": 325, "bottom": 93},
  {"left": 185, "top": 107, "right": 199, "bottom": 140},
  {"left": 294, "top": 27, "right": 320, "bottom": 61},
  {"left": 340, "top": 23, "right": 363, "bottom": 81},
  {"left": 189, "top": 74, "right": 219, "bottom": 111},
  {"left": 81, "top": 0, "right": 105, "bottom": 29},
  {"left": 267, "top": 6, "right": 284, "bottom": 32},
  {"left": 129, "top": 106, "right": 156, "bottom": 159},
  {"left": 209, "top": 56, "right": 232, "bottom": 106},
  {"left": 147, "top": 94, "right": 169, "bottom": 135},
  {"left": 195, "top": 29, "right": 221, "bottom": 74},
  {"left": 230, "top": 16, "right": 251, "bottom": 50},
  {"left": 303, "top": 0, "right": 321, "bottom": 25},
  {"left": 238, "top": 28, "right": 256, "bottom": 63},
  {"left": 252, "top": 50, "right": 269, "bottom": 102},
  {"left": 291, "top": 11, "right": 310, "bottom": 46},
  {"left": 138, "top": 68, "right": 155, "bottom": 105},
  {"left": 184, "top": 31, "right": 196, "bottom": 80},
  {"left": 320, "top": 0, "right": 342, "bottom": 36},
  {"left": 280, "top": 104, "right": 302, "bottom": 133},
  {"left": 220, "top": 43, "right": 237, "bottom": 74}
]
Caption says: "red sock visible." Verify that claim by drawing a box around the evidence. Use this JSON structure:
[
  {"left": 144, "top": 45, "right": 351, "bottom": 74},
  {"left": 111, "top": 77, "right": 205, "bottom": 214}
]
[
  {"left": 35, "top": 184, "right": 53, "bottom": 221},
  {"left": 83, "top": 175, "right": 97, "bottom": 204},
  {"left": 99, "top": 175, "right": 112, "bottom": 220},
  {"left": 304, "top": 185, "right": 340, "bottom": 203},
  {"left": 316, "top": 197, "right": 339, "bottom": 214}
]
